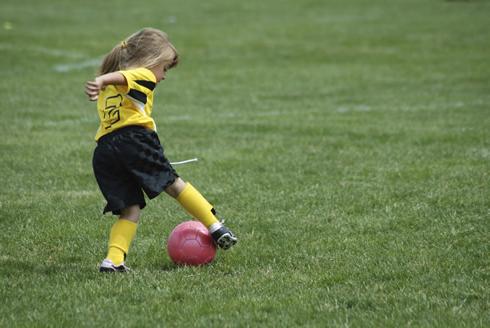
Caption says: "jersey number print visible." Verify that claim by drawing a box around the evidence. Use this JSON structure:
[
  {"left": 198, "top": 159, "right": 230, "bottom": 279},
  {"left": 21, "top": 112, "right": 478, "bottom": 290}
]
[{"left": 103, "top": 94, "right": 123, "bottom": 129}]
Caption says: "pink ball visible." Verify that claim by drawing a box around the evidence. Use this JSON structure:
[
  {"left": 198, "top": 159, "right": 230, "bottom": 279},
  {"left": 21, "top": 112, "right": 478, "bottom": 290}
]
[{"left": 167, "top": 220, "right": 216, "bottom": 265}]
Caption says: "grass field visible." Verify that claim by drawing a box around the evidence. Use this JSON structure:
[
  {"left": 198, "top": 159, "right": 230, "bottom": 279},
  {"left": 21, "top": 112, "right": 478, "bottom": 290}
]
[{"left": 0, "top": 0, "right": 489, "bottom": 326}]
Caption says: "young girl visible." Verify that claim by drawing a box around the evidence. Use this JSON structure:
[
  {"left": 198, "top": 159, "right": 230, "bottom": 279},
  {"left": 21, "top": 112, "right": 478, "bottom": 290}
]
[{"left": 85, "top": 28, "right": 237, "bottom": 272}]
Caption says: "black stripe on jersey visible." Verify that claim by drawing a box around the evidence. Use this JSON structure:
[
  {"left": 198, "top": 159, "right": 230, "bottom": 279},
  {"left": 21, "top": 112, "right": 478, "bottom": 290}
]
[
  {"left": 135, "top": 80, "right": 156, "bottom": 91},
  {"left": 128, "top": 89, "right": 147, "bottom": 104}
]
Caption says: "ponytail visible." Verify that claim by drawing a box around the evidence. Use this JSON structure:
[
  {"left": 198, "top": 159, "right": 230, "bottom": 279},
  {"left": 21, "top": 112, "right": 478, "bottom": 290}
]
[
  {"left": 98, "top": 44, "right": 125, "bottom": 76},
  {"left": 97, "top": 28, "right": 178, "bottom": 76}
]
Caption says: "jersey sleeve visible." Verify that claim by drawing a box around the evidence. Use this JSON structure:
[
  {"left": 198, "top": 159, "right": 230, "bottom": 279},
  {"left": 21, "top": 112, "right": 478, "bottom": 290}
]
[{"left": 119, "top": 68, "right": 157, "bottom": 107}]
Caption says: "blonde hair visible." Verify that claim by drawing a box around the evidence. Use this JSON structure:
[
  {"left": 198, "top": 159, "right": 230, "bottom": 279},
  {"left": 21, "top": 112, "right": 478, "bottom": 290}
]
[{"left": 98, "top": 28, "right": 179, "bottom": 75}]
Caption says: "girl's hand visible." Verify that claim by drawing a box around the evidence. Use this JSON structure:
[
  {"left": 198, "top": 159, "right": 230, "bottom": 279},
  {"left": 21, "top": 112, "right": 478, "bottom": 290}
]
[
  {"left": 84, "top": 73, "right": 126, "bottom": 101},
  {"left": 85, "top": 78, "right": 104, "bottom": 101}
]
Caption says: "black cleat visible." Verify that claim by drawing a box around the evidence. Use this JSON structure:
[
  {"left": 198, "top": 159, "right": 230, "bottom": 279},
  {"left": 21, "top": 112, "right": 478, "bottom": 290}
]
[
  {"left": 210, "top": 225, "right": 237, "bottom": 250},
  {"left": 99, "top": 259, "right": 130, "bottom": 273}
]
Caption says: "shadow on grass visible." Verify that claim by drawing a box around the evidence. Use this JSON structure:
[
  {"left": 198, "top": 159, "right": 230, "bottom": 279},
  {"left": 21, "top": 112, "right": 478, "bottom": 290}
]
[
  {"left": 0, "top": 257, "right": 220, "bottom": 274},
  {"left": 0, "top": 257, "right": 99, "bottom": 278},
  {"left": 158, "top": 261, "right": 178, "bottom": 272},
  {"left": 150, "top": 259, "right": 218, "bottom": 272}
]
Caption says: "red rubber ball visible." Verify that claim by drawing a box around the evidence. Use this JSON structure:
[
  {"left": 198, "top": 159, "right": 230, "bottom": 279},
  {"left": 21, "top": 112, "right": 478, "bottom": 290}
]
[{"left": 167, "top": 220, "right": 216, "bottom": 265}]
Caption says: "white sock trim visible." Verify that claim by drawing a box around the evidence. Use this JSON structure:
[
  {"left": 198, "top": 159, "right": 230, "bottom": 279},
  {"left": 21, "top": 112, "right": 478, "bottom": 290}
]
[{"left": 208, "top": 222, "right": 223, "bottom": 234}]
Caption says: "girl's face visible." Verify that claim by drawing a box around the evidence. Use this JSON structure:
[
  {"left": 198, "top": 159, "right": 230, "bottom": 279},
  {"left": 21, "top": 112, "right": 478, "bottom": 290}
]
[{"left": 150, "top": 62, "right": 168, "bottom": 83}]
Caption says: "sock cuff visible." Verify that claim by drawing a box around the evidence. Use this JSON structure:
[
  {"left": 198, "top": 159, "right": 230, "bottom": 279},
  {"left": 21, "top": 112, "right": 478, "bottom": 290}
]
[
  {"left": 115, "top": 218, "right": 138, "bottom": 229},
  {"left": 176, "top": 182, "right": 194, "bottom": 201}
]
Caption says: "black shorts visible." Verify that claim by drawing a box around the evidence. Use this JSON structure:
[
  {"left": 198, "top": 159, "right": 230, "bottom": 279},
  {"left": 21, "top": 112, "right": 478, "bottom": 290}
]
[{"left": 92, "top": 126, "right": 179, "bottom": 215}]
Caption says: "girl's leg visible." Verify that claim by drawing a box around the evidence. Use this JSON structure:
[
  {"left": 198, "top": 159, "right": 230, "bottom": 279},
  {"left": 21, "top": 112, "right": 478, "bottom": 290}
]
[
  {"left": 119, "top": 205, "right": 141, "bottom": 223},
  {"left": 165, "top": 177, "right": 237, "bottom": 249},
  {"left": 105, "top": 205, "right": 140, "bottom": 267},
  {"left": 165, "top": 177, "right": 219, "bottom": 228},
  {"left": 164, "top": 177, "right": 186, "bottom": 198}
]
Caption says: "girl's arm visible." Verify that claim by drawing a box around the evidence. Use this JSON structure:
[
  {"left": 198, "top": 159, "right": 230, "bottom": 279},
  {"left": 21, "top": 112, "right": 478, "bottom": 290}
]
[{"left": 85, "top": 72, "right": 127, "bottom": 101}]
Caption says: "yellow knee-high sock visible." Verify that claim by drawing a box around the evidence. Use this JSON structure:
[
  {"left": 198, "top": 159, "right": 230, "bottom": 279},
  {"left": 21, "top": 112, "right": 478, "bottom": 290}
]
[
  {"left": 106, "top": 219, "right": 138, "bottom": 265},
  {"left": 176, "top": 183, "right": 219, "bottom": 228}
]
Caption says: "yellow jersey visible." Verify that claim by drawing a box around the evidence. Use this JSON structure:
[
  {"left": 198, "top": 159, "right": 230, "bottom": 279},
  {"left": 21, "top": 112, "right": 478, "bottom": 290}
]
[{"left": 95, "top": 67, "right": 157, "bottom": 141}]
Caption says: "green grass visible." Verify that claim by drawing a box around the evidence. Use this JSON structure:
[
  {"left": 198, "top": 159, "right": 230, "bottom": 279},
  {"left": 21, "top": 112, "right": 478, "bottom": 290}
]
[{"left": 1, "top": 0, "right": 489, "bottom": 326}]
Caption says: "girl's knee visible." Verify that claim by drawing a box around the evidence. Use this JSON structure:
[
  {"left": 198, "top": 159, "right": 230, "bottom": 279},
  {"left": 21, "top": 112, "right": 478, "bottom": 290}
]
[
  {"left": 165, "top": 177, "right": 186, "bottom": 198},
  {"left": 120, "top": 205, "right": 141, "bottom": 223}
]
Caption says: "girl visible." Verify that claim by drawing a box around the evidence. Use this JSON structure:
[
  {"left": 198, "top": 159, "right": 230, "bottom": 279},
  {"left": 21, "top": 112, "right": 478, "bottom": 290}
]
[{"left": 85, "top": 28, "right": 237, "bottom": 272}]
